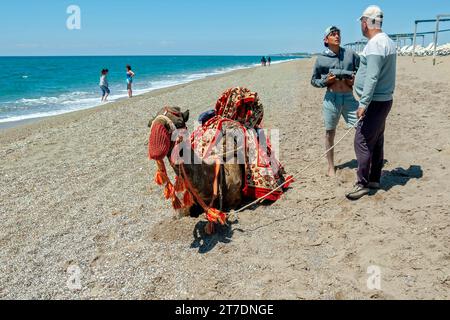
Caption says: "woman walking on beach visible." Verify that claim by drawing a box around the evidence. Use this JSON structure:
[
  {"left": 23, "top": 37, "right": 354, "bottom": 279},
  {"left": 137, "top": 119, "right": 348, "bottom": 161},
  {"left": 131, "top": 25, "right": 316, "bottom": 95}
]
[
  {"left": 126, "top": 65, "right": 135, "bottom": 98},
  {"left": 99, "top": 69, "right": 110, "bottom": 102}
]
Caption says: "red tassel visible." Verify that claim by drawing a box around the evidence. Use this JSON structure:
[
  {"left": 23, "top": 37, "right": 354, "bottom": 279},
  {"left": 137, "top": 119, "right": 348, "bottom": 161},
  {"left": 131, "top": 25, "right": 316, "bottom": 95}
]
[
  {"left": 205, "top": 222, "right": 215, "bottom": 235},
  {"left": 164, "top": 182, "right": 174, "bottom": 200},
  {"left": 283, "top": 175, "right": 295, "bottom": 189},
  {"left": 206, "top": 208, "right": 227, "bottom": 225},
  {"left": 154, "top": 170, "right": 168, "bottom": 186},
  {"left": 174, "top": 176, "right": 186, "bottom": 192},
  {"left": 172, "top": 196, "right": 183, "bottom": 210},
  {"left": 183, "top": 191, "right": 195, "bottom": 207}
]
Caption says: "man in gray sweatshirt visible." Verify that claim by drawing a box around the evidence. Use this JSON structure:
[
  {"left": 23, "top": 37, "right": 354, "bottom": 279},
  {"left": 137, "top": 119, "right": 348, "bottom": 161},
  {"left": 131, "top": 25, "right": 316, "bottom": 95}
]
[
  {"left": 311, "top": 26, "right": 360, "bottom": 177},
  {"left": 346, "top": 5, "right": 397, "bottom": 200}
]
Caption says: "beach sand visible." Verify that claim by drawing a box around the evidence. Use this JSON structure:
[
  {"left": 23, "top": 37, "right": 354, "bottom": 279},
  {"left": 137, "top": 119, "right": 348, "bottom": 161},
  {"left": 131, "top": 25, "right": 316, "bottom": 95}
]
[{"left": 0, "top": 57, "right": 449, "bottom": 299}]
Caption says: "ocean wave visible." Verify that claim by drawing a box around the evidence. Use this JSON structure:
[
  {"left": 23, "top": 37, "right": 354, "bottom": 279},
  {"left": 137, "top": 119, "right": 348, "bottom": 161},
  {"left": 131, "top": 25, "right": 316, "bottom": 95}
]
[
  {"left": 8, "top": 91, "right": 92, "bottom": 106},
  {"left": 0, "top": 104, "right": 100, "bottom": 123}
]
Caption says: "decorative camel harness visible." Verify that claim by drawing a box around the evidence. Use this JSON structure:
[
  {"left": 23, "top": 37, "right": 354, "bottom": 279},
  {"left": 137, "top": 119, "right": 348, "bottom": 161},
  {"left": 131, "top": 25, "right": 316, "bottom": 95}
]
[
  {"left": 150, "top": 114, "right": 227, "bottom": 226},
  {"left": 149, "top": 87, "right": 295, "bottom": 229}
]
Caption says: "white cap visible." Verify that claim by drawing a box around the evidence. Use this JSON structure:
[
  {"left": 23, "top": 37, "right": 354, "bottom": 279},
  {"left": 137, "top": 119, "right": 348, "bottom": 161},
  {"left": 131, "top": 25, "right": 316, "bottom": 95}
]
[
  {"left": 358, "top": 5, "right": 384, "bottom": 22},
  {"left": 324, "top": 26, "right": 340, "bottom": 38}
]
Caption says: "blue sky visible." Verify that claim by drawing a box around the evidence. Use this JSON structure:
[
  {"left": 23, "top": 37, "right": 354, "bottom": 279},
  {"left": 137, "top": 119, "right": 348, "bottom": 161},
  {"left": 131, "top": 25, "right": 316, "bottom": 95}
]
[{"left": 1, "top": 0, "right": 449, "bottom": 56}]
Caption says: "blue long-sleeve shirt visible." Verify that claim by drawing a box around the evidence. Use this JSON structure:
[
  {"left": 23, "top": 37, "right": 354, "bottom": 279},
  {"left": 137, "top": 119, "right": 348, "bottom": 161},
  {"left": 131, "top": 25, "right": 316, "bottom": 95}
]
[{"left": 355, "top": 32, "right": 397, "bottom": 109}]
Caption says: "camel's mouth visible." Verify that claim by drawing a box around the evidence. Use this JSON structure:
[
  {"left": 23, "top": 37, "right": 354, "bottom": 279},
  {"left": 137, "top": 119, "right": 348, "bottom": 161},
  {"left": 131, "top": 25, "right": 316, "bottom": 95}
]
[{"left": 148, "top": 121, "right": 171, "bottom": 161}]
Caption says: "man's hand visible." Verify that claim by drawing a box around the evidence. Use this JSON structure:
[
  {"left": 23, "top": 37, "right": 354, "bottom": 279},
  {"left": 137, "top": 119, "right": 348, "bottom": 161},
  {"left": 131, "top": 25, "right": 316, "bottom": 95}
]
[
  {"left": 357, "top": 107, "right": 366, "bottom": 119},
  {"left": 345, "top": 74, "right": 355, "bottom": 87},
  {"left": 326, "top": 73, "right": 337, "bottom": 86}
]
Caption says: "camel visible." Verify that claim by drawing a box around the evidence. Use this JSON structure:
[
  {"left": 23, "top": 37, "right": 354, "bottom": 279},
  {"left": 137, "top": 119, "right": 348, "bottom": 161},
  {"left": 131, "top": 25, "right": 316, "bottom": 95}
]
[
  {"left": 147, "top": 88, "right": 292, "bottom": 235},
  {"left": 148, "top": 106, "right": 244, "bottom": 233}
]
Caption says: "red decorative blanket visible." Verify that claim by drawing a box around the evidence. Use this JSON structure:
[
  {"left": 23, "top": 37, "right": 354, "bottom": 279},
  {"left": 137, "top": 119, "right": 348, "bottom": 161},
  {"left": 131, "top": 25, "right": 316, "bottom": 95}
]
[{"left": 191, "top": 87, "right": 292, "bottom": 201}]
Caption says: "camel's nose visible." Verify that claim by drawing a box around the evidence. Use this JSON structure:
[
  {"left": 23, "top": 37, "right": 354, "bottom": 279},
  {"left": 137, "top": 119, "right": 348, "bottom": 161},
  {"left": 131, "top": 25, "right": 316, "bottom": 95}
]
[{"left": 149, "top": 122, "right": 171, "bottom": 160}]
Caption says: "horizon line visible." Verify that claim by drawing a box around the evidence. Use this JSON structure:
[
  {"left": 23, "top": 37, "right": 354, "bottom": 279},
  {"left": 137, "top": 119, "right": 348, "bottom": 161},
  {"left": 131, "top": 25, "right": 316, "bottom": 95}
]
[{"left": 0, "top": 53, "right": 312, "bottom": 58}]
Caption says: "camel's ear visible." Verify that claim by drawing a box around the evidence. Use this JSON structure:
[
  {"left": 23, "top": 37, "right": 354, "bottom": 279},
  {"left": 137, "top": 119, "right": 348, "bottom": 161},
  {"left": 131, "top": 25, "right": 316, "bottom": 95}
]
[{"left": 182, "top": 110, "right": 190, "bottom": 123}]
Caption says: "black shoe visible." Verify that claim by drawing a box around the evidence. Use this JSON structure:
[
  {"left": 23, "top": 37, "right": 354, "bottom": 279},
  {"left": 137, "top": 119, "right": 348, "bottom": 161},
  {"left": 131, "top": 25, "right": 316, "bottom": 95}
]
[{"left": 367, "top": 182, "right": 381, "bottom": 190}]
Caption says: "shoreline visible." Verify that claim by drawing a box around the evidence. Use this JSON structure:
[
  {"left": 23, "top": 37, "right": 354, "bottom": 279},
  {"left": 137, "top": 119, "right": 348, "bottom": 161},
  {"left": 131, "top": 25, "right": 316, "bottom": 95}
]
[{"left": 0, "top": 58, "right": 301, "bottom": 132}]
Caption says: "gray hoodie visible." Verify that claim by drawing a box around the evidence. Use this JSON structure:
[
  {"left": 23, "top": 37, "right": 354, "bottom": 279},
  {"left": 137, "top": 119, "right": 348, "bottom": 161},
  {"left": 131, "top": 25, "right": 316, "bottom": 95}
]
[{"left": 311, "top": 48, "right": 360, "bottom": 88}]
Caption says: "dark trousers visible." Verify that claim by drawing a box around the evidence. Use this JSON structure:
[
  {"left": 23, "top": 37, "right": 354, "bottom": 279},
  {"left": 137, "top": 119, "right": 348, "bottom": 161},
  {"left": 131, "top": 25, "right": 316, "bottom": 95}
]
[{"left": 354, "top": 100, "right": 393, "bottom": 186}]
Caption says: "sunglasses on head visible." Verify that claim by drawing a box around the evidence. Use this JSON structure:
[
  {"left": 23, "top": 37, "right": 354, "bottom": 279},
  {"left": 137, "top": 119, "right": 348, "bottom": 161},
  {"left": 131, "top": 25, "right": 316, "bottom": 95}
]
[
  {"left": 327, "top": 26, "right": 340, "bottom": 34},
  {"left": 328, "top": 30, "right": 340, "bottom": 37}
]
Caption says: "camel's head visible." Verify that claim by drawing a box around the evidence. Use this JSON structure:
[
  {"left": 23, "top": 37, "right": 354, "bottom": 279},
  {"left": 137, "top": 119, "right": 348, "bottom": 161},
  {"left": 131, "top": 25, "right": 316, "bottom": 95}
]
[{"left": 148, "top": 106, "right": 190, "bottom": 160}]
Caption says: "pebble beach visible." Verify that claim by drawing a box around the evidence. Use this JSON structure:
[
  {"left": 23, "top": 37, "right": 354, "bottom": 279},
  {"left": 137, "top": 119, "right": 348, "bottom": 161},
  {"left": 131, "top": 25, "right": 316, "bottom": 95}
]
[{"left": 0, "top": 57, "right": 449, "bottom": 299}]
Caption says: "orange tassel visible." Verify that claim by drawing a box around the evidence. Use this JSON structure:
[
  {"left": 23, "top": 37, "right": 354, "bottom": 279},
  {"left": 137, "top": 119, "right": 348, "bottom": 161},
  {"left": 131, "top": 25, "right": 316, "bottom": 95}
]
[
  {"left": 183, "top": 191, "right": 195, "bottom": 207},
  {"left": 172, "top": 196, "right": 183, "bottom": 210},
  {"left": 174, "top": 176, "right": 186, "bottom": 192},
  {"left": 154, "top": 170, "right": 168, "bottom": 186},
  {"left": 206, "top": 208, "right": 227, "bottom": 225},
  {"left": 164, "top": 182, "right": 174, "bottom": 200}
]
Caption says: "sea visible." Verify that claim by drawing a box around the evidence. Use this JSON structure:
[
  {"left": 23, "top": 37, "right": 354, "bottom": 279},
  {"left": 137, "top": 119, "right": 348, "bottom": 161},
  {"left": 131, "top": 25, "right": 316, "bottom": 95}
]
[{"left": 0, "top": 56, "right": 300, "bottom": 124}]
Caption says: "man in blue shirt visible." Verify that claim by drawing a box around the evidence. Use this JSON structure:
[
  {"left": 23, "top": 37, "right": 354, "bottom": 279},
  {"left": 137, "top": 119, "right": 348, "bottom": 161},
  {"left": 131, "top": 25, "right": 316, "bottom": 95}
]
[
  {"left": 346, "top": 5, "right": 397, "bottom": 200},
  {"left": 311, "top": 26, "right": 360, "bottom": 177}
]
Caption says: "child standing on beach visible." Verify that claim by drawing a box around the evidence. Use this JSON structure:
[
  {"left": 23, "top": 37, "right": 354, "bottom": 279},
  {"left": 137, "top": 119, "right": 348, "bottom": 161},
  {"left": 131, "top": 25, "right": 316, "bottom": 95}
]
[
  {"left": 126, "top": 65, "right": 135, "bottom": 98},
  {"left": 99, "top": 69, "right": 110, "bottom": 102}
]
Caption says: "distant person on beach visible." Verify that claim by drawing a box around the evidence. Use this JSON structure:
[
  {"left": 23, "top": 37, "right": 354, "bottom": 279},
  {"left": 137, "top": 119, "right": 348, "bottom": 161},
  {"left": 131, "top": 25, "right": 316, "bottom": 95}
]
[
  {"left": 267, "top": 56, "right": 271, "bottom": 66},
  {"left": 99, "top": 69, "right": 110, "bottom": 102},
  {"left": 346, "top": 5, "right": 397, "bottom": 200},
  {"left": 261, "top": 56, "right": 267, "bottom": 66},
  {"left": 126, "top": 65, "right": 135, "bottom": 98},
  {"left": 311, "top": 25, "right": 360, "bottom": 177}
]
